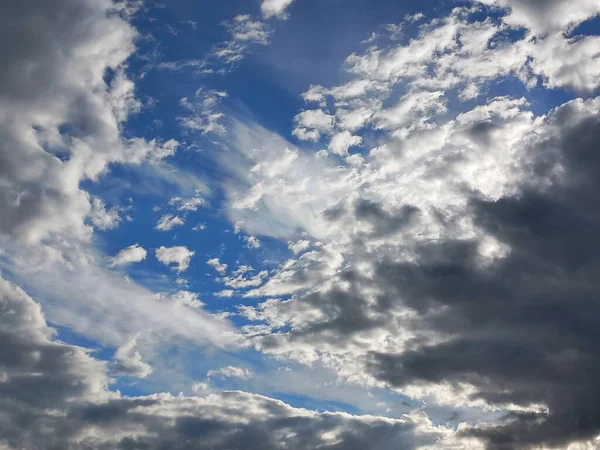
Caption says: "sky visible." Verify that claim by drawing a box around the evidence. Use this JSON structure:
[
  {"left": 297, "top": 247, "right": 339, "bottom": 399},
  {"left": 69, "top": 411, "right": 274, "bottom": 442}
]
[{"left": 1, "top": 0, "right": 600, "bottom": 449}]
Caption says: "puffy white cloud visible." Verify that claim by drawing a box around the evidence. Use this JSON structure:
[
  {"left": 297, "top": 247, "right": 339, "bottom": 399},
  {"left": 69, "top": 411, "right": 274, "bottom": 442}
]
[
  {"left": 261, "top": 0, "right": 295, "bottom": 19},
  {"left": 328, "top": 130, "right": 363, "bottom": 155},
  {"left": 156, "top": 246, "right": 195, "bottom": 272},
  {"left": 110, "top": 244, "right": 147, "bottom": 267}
]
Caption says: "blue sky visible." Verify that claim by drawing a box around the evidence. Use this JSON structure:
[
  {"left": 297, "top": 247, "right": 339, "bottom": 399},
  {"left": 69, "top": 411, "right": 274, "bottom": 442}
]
[{"left": 3, "top": 0, "right": 600, "bottom": 448}]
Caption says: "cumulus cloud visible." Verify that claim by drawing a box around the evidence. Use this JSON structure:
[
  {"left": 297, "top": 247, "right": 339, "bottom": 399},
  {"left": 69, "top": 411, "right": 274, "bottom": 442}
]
[
  {"left": 110, "top": 244, "right": 147, "bottom": 267},
  {"left": 156, "top": 246, "right": 195, "bottom": 272}
]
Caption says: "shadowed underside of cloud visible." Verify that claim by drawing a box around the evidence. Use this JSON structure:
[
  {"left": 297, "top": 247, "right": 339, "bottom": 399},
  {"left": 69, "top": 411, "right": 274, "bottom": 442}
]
[
  {"left": 367, "top": 100, "right": 600, "bottom": 449},
  {"left": 0, "top": 274, "right": 456, "bottom": 450}
]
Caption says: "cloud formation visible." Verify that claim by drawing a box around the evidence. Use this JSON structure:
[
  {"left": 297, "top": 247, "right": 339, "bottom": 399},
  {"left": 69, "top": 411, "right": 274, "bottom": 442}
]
[
  {"left": 0, "top": 274, "right": 460, "bottom": 450},
  {"left": 156, "top": 246, "right": 195, "bottom": 272},
  {"left": 110, "top": 244, "right": 148, "bottom": 267}
]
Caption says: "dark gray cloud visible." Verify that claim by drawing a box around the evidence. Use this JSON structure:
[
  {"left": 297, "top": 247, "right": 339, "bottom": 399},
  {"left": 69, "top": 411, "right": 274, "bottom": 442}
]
[{"left": 366, "top": 100, "right": 600, "bottom": 448}]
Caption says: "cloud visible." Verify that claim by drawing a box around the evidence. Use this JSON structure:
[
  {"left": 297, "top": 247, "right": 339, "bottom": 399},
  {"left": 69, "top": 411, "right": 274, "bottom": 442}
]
[
  {"left": 180, "top": 89, "right": 228, "bottom": 135},
  {"left": 288, "top": 239, "right": 311, "bottom": 255},
  {"left": 0, "top": 275, "right": 464, "bottom": 450},
  {"left": 212, "top": 15, "right": 271, "bottom": 64},
  {"left": 207, "top": 366, "right": 252, "bottom": 379},
  {"left": 244, "top": 235, "right": 261, "bottom": 248},
  {"left": 156, "top": 246, "right": 195, "bottom": 272},
  {"left": 207, "top": 258, "right": 228, "bottom": 274},
  {"left": 328, "top": 130, "right": 363, "bottom": 156},
  {"left": 89, "top": 197, "right": 121, "bottom": 230},
  {"left": 240, "top": 96, "right": 600, "bottom": 448},
  {"left": 169, "top": 194, "right": 206, "bottom": 211},
  {"left": 110, "top": 337, "right": 153, "bottom": 378},
  {"left": 293, "top": 109, "right": 335, "bottom": 141},
  {"left": 261, "top": 0, "right": 295, "bottom": 19},
  {"left": 0, "top": 0, "right": 177, "bottom": 246},
  {"left": 478, "top": 0, "right": 600, "bottom": 34},
  {"left": 110, "top": 244, "right": 147, "bottom": 267},
  {"left": 155, "top": 214, "right": 185, "bottom": 231}
]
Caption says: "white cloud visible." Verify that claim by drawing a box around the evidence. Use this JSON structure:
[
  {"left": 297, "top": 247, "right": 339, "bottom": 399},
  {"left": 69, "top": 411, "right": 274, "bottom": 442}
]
[
  {"left": 292, "top": 109, "right": 335, "bottom": 141},
  {"left": 89, "top": 197, "right": 121, "bottom": 231},
  {"left": 155, "top": 214, "right": 185, "bottom": 231},
  {"left": 477, "top": 0, "right": 600, "bottom": 34},
  {"left": 215, "top": 289, "right": 235, "bottom": 298},
  {"left": 261, "top": 0, "right": 295, "bottom": 19},
  {"left": 110, "top": 244, "right": 147, "bottom": 267},
  {"left": 328, "top": 130, "right": 363, "bottom": 155},
  {"left": 156, "top": 246, "right": 195, "bottom": 272},
  {"left": 244, "top": 235, "right": 261, "bottom": 248},
  {"left": 207, "top": 258, "right": 228, "bottom": 274},
  {"left": 180, "top": 89, "right": 228, "bottom": 134},
  {"left": 288, "top": 239, "right": 311, "bottom": 255},
  {"left": 207, "top": 366, "right": 252, "bottom": 379},
  {"left": 213, "top": 15, "right": 271, "bottom": 64},
  {"left": 110, "top": 336, "right": 153, "bottom": 378},
  {"left": 169, "top": 194, "right": 206, "bottom": 211}
]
